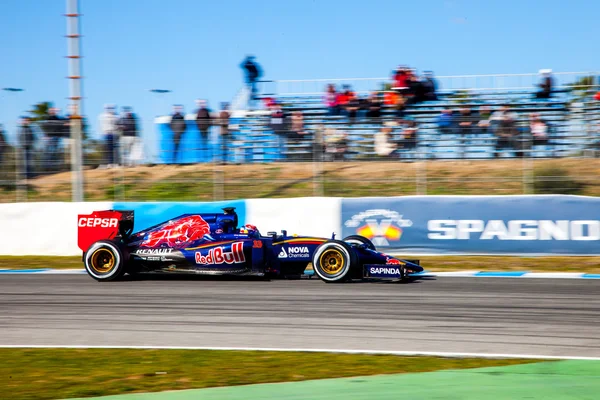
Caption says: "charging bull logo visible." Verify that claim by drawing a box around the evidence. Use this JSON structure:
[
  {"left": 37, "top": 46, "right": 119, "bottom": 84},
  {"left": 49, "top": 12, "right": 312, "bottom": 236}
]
[
  {"left": 142, "top": 215, "right": 211, "bottom": 248},
  {"left": 344, "top": 209, "right": 413, "bottom": 246}
]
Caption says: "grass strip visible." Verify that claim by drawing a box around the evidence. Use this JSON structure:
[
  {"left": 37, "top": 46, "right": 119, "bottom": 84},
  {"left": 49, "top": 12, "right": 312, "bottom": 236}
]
[
  {"left": 1, "top": 255, "right": 599, "bottom": 273},
  {"left": 0, "top": 349, "right": 536, "bottom": 400}
]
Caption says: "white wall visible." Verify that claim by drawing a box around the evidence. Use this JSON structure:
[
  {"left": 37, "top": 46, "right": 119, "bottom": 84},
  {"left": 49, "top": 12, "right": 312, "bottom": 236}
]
[
  {"left": 0, "top": 202, "right": 112, "bottom": 256},
  {"left": 0, "top": 199, "right": 343, "bottom": 256}
]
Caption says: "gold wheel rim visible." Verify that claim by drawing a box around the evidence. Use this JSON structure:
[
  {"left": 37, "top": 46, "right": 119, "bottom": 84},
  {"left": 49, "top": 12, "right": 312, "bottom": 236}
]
[
  {"left": 90, "top": 248, "right": 116, "bottom": 274},
  {"left": 319, "top": 249, "right": 345, "bottom": 275}
]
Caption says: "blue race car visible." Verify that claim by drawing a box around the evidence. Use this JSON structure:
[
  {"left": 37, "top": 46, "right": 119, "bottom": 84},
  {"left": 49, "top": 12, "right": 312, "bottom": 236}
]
[{"left": 77, "top": 207, "right": 423, "bottom": 283}]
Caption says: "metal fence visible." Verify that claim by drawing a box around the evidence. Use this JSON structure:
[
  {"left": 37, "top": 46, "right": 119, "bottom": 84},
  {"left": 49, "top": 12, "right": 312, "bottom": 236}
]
[{"left": 1, "top": 71, "right": 600, "bottom": 202}]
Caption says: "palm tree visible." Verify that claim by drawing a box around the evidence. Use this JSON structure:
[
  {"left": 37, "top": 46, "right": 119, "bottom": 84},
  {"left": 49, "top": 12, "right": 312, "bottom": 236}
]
[{"left": 29, "top": 101, "right": 53, "bottom": 122}]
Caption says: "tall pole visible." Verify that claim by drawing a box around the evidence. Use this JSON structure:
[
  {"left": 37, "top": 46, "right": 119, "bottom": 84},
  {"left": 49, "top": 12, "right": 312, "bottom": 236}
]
[{"left": 66, "top": 0, "right": 84, "bottom": 202}]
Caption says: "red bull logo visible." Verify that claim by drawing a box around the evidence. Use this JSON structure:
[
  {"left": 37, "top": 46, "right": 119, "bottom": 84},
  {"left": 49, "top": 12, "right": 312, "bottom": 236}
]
[
  {"left": 195, "top": 242, "right": 246, "bottom": 265},
  {"left": 142, "top": 215, "right": 211, "bottom": 248}
]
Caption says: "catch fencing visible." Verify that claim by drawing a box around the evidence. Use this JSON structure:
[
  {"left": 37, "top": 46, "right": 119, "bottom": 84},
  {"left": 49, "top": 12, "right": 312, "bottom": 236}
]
[{"left": 1, "top": 71, "right": 600, "bottom": 202}]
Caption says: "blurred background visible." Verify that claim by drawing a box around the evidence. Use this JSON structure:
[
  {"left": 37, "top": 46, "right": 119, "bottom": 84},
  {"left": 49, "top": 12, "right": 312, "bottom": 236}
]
[{"left": 0, "top": 0, "right": 599, "bottom": 203}]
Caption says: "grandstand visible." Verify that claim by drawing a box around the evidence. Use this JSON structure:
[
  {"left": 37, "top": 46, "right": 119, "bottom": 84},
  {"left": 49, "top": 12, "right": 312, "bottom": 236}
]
[{"left": 157, "top": 71, "right": 599, "bottom": 163}]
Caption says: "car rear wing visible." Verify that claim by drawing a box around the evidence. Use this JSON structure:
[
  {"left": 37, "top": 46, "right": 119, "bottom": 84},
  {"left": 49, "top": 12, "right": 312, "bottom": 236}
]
[{"left": 77, "top": 210, "right": 134, "bottom": 253}]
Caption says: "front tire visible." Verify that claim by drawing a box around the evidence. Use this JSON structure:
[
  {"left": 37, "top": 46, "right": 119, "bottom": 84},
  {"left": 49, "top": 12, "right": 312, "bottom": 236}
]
[
  {"left": 84, "top": 240, "right": 126, "bottom": 281},
  {"left": 312, "top": 240, "right": 358, "bottom": 283},
  {"left": 343, "top": 235, "right": 376, "bottom": 250}
]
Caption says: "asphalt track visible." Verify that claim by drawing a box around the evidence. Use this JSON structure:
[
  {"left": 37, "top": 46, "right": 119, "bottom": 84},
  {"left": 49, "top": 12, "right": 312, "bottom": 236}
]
[{"left": 1, "top": 275, "right": 599, "bottom": 358}]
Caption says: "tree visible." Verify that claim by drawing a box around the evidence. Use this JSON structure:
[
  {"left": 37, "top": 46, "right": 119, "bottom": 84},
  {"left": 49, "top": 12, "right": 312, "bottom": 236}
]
[
  {"left": 447, "top": 89, "right": 476, "bottom": 105},
  {"left": 567, "top": 76, "right": 596, "bottom": 99},
  {"left": 28, "top": 101, "right": 89, "bottom": 139},
  {"left": 29, "top": 101, "right": 53, "bottom": 122}
]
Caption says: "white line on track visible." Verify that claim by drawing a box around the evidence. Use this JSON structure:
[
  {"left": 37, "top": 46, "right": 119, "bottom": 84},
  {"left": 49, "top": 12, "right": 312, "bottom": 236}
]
[{"left": 2, "top": 345, "right": 600, "bottom": 361}]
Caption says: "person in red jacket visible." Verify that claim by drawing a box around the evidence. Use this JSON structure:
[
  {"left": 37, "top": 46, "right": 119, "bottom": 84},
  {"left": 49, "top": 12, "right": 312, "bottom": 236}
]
[{"left": 393, "top": 66, "right": 409, "bottom": 92}]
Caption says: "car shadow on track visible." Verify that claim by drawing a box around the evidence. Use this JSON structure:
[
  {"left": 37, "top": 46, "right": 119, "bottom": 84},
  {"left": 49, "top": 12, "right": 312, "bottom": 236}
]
[{"left": 119, "top": 273, "right": 435, "bottom": 284}]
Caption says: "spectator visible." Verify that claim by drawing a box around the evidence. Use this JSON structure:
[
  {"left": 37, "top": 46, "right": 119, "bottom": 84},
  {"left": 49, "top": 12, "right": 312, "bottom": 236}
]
[
  {"left": 324, "top": 127, "right": 348, "bottom": 161},
  {"left": 392, "top": 66, "right": 409, "bottom": 93},
  {"left": 407, "top": 72, "right": 426, "bottom": 104},
  {"left": 384, "top": 90, "right": 399, "bottom": 106},
  {"left": 195, "top": 99, "right": 212, "bottom": 160},
  {"left": 169, "top": 105, "right": 187, "bottom": 164},
  {"left": 400, "top": 120, "right": 418, "bottom": 156},
  {"left": 456, "top": 107, "right": 478, "bottom": 157},
  {"left": 97, "top": 104, "right": 119, "bottom": 168},
  {"left": 117, "top": 106, "right": 139, "bottom": 167},
  {"left": 337, "top": 85, "right": 355, "bottom": 115},
  {"left": 437, "top": 109, "right": 454, "bottom": 135},
  {"left": 422, "top": 71, "right": 438, "bottom": 101},
  {"left": 269, "top": 103, "right": 287, "bottom": 134},
  {"left": 491, "top": 106, "right": 518, "bottom": 157},
  {"left": 394, "top": 95, "right": 407, "bottom": 119},
  {"left": 365, "top": 92, "right": 382, "bottom": 120},
  {"left": 241, "top": 55, "right": 262, "bottom": 100},
  {"left": 44, "top": 107, "right": 69, "bottom": 172},
  {"left": 312, "top": 124, "right": 326, "bottom": 162},
  {"left": 262, "top": 97, "right": 277, "bottom": 110},
  {"left": 289, "top": 111, "right": 309, "bottom": 160},
  {"left": 535, "top": 69, "right": 553, "bottom": 99},
  {"left": 595, "top": 91, "right": 600, "bottom": 101},
  {"left": 269, "top": 103, "right": 287, "bottom": 158},
  {"left": 529, "top": 113, "right": 549, "bottom": 146},
  {"left": 324, "top": 84, "right": 340, "bottom": 116},
  {"left": 477, "top": 105, "right": 493, "bottom": 134},
  {"left": 375, "top": 123, "right": 398, "bottom": 157},
  {"left": 18, "top": 116, "right": 36, "bottom": 179},
  {"left": 290, "top": 111, "right": 308, "bottom": 140},
  {"left": 218, "top": 102, "right": 231, "bottom": 164},
  {"left": 346, "top": 94, "right": 361, "bottom": 124},
  {"left": 0, "top": 124, "right": 7, "bottom": 169}
]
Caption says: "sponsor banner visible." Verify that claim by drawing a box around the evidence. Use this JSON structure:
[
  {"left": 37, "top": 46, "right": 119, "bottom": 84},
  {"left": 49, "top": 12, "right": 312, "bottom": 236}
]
[
  {"left": 112, "top": 200, "right": 246, "bottom": 234},
  {"left": 342, "top": 195, "right": 600, "bottom": 255}
]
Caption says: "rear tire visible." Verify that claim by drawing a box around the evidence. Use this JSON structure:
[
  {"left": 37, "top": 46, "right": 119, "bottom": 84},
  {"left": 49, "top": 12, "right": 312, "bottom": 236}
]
[
  {"left": 312, "top": 240, "right": 358, "bottom": 283},
  {"left": 84, "top": 240, "right": 126, "bottom": 281}
]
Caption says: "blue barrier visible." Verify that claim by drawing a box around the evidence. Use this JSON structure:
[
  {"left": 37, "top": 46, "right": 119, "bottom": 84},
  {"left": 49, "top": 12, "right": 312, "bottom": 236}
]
[
  {"left": 341, "top": 195, "right": 600, "bottom": 255},
  {"left": 112, "top": 200, "right": 246, "bottom": 233}
]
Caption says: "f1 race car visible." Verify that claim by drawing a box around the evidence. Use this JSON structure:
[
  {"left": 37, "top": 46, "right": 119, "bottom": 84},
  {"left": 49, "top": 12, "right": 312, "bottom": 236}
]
[{"left": 77, "top": 207, "right": 423, "bottom": 283}]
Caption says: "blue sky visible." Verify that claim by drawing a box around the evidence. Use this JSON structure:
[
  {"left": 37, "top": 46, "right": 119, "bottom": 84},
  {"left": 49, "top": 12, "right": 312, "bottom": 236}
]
[{"left": 1, "top": 0, "right": 599, "bottom": 146}]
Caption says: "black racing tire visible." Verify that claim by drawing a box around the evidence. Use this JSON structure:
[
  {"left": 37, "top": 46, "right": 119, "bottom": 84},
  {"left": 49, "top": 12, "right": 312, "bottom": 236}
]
[
  {"left": 342, "top": 235, "right": 376, "bottom": 250},
  {"left": 312, "top": 240, "right": 359, "bottom": 283},
  {"left": 84, "top": 240, "right": 126, "bottom": 281}
]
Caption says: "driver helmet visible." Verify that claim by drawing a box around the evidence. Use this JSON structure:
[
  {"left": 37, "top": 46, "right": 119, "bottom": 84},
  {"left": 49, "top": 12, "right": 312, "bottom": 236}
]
[{"left": 239, "top": 224, "right": 257, "bottom": 234}]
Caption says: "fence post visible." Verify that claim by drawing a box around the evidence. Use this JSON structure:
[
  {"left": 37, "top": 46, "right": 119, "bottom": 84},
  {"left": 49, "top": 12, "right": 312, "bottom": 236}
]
[
  {"left": 213, "top": 163, "right": 224, "bottom": 201},
  {"left": 523, "top": 147, "right": 533, "bottom": 194},
  {"left": 15, "top": 145, "right": 25, "bottom": 202},
  {"left": 416, "top": 149, "right": 427, "bottom": 195}
]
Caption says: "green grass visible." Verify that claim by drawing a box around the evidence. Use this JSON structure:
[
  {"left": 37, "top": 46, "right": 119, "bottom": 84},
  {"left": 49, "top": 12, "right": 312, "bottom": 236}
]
[
  {"left": 3, "top": 158, "right": 600, "bottom": 202},
  {"left": 2, "top": 255, "right": 599, "bottom": 272},
  {"left": 0, "top": 349, "right": 536, "bottom": 400}
]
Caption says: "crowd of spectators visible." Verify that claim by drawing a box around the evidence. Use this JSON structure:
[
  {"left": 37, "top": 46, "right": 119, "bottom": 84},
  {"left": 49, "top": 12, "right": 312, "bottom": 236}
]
[
  {"left": 251, "top": 66, "right": 575, "bottom": 160},
  {"left": 433, "top": 105, "right": 552, "bottom": 158},
  {"left": 3, "top": 62, "right": 599, "bottom": 177}
]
